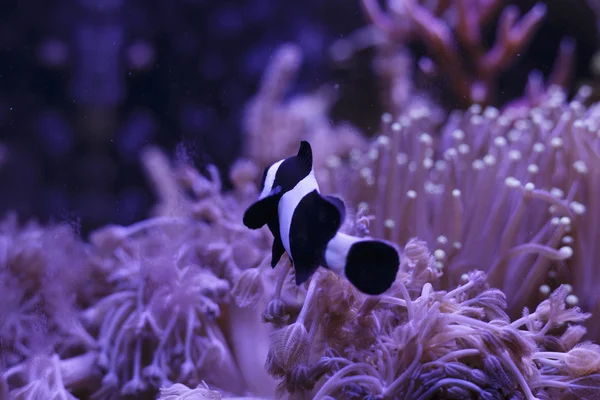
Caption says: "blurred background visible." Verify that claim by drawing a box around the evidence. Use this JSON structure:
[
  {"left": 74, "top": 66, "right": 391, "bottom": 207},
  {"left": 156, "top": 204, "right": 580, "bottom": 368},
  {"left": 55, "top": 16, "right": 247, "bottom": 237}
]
[{"left": 0, "top": 0, "right": 598, "bottom": 235}]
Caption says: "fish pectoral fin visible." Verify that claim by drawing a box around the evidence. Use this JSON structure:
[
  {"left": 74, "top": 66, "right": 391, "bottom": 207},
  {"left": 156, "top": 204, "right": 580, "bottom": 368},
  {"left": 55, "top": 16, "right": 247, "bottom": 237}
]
[
  {"left": 270, "top": 235, "right": 286, "bottom": 268},
  {"left": 323, "top": 195, "right": 346, "bottom": 223},
  {"left": 242, "top": 186, "right": 282, "bottom": 229}
]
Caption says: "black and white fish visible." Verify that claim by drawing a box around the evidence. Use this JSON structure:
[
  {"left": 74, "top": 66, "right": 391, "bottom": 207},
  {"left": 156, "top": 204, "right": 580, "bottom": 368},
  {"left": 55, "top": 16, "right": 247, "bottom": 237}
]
[{"left": 243, "top": 141, "right": 399, "bottom": 295}]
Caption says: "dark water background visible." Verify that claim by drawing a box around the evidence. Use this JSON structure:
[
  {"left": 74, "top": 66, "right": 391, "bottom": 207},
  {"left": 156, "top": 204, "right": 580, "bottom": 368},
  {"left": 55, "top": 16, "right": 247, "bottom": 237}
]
[{"left": 0, "top": 0, "right": 597, "bottom": 235}]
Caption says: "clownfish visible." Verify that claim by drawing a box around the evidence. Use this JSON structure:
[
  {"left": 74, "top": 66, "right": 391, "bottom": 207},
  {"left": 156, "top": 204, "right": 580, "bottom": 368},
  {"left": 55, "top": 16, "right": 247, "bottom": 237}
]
[{"left": 243, "top": 141, "right": 399, "bottom": 295}]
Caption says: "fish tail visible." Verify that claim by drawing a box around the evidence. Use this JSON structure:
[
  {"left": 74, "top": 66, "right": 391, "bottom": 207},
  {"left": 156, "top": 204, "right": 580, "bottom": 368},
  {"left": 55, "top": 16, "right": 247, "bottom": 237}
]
[{"left": 324, "top": 233, "right": 399, "bottom": 295}]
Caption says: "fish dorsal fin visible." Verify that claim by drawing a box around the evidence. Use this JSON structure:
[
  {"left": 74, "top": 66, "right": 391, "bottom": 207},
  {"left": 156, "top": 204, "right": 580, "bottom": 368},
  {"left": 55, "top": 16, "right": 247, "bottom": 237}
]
[
  {"left": 323, "top": 195, "right": 346, "bottom": 224},
  {"left": 297, "top": 141, "right": 313, "bottom": 170}
]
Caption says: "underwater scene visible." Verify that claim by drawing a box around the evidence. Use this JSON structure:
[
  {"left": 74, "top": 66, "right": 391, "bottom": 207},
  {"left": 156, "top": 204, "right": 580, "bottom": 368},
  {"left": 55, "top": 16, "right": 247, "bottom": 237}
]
[{"left": 2, "top": 0, "right": 600, "bottom": 399}]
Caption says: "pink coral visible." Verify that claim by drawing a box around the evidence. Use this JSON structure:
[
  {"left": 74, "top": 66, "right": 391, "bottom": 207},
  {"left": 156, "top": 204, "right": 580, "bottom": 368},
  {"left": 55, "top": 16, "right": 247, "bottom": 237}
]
[{"left": 360, "top": 0, "right": 575, "bottom": 106}]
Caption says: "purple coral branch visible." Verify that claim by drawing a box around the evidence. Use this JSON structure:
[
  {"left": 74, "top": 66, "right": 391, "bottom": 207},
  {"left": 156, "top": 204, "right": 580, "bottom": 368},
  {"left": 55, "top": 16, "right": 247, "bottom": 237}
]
[
  {"left": 361, "top": 0, "right": 411, "bottom": 40},
  {"left": 480, "top": 3, "right": 547, "bottom": 76},
  {"left": 361, "top": 0, "right": 570, "bottom": 106}
]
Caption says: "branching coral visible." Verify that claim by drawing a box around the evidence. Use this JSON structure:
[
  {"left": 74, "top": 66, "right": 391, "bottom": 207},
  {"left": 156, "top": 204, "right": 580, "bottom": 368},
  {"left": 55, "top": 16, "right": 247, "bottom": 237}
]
[{"left": 360, "top": 0, "right": 576, "bottom": 106}]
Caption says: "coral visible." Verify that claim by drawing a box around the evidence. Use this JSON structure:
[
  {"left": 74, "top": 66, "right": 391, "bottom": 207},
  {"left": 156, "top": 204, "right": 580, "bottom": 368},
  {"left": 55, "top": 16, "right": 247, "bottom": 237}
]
[
  {"left": 158, "top": 382, "right": 223, "bottom": 400},
  {"left": 0, "top": 214, "right": 95, "bottom": 370},
  {"left": 157, "top": 381, "right": 269, "bottom": 400},
  {"left": 2, "top": 2, "right": 600, "bottom": 399},
  {"left": 80, "top": 148, "right": 278, "bottom": 398},
  {"left": 0, "top": 145, "right": 279, "bottom": 398},
  {"left": 4, "top": 91, "right": 600, "bottom": 397},
  {"left": 0, "top": 215, "right": 98, "bottom": 398},
  {"left": 5, "top": 352, "right": 99, "bottom": 400},
  {"left": 85, "top": 223, "right": 240, "bottom": 398},
  {"left": 323, "top": 84, "right": 600, "bottom": 330},
  {"left": 238, "top": 38, "right": 600, "bottom": 398},
  {"left": 360, "top": 0, "right": 576, "bottom": 107},
  {"left": 259, "top": 239, "right": 599, "bottom": 399}
]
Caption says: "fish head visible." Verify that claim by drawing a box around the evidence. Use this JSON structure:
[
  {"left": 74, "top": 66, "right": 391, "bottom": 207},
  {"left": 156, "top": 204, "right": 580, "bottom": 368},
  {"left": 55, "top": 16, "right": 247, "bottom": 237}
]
[{"left": 243, "top": 141, "right": 314, "bottom": 230}]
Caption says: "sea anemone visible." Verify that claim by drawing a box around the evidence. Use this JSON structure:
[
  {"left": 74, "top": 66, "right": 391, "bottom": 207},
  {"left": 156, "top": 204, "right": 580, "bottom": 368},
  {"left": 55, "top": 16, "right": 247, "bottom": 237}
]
[
  {"left": 257, "top": 239, "right": 600, "bottom": 399},
  {"left": 5, "top": 352, "right": 99, "bottom": 400},
  {"left": 237, "top": 34, "right": 600, "bottom": 397},
  {"left": 79, "top": 147, "right": 278, "bottom": 398},
  {"left": 323, "top": 84, "right": 600, "bottom": 339},
  {"left": 0, "top": 214, "right": 98, "bottom": 397},
  {"left": 0, "top": 214, "right": 95, "bottom": 370}
]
